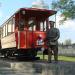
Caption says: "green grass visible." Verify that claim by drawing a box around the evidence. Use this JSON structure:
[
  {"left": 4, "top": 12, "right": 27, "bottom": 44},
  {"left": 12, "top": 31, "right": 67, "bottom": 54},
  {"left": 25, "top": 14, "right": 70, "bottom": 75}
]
[
  {"left": 58, "top": 56, "right": 75, "bottom": 62},
  {"left": 37, "top": 54, "right": 75, "bottom": 62}
]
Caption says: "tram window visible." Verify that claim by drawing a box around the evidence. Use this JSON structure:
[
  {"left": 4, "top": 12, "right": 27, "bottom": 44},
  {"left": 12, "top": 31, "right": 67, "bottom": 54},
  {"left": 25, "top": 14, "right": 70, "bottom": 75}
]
[
  {"left": 8, "top": 21, "right": 12, "bottom": 35},
  {"left": 29, "top": 25, "right": 36, "bottom": 31},
  {"left": 12, "top": 17, "right": 15, "bottom": 32},
  {"left": 12, "top": 23, "right": 15, "bottom": 32},
  {"left": 28, "top": 18, "right": 47, "bottom": 31},
  {"left": 44, "top": 21, "right": 46, "bottom": 31},
  {"left": 1, "top": 28, "right": 3, "bottom": 38},
  {"left": 5, "top": 24, "right": 7, "bottom": 36},
  {"left": 33, "top": 25, "right": 36, "bottom": 31},
  {"left": 1, "top": 17, "right": 15, "bottom": 37},
  {"left": 40, "top": 21, "right": 46, "bottom": 31},
  {"left": 19, "top": 19, "right": 25, "bottom": 31},
  {"left": 0, "top": 27, "right": 2, "bottom": 38},
  {"left": 7, "top": 19, "right": 14, "bottom": 35},
  {"left": 28, "top": 19, "right": 36, "bottom": 31},
  {"left": 3, "top": 26, "right": 5, "bottom": 37},
  {"left": 28, "top": 21, "right": 47, "bottom": 31},
  {"left": 40, "top": 22, "right": 43, "bottom": 31}
]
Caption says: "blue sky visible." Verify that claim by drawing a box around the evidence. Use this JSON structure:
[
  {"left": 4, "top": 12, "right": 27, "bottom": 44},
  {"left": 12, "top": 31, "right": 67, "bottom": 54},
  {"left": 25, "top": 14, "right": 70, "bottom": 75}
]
[
  {"left": 0, "top": 0, "right": 75, "bottom": 43},
  {"left": 0, "top": 0, "right": 52, "bottom": 25}
]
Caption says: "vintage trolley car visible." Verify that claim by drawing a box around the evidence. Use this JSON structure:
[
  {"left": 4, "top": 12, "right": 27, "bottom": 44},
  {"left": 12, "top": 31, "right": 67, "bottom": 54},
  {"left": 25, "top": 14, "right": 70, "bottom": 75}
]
[{"left": 0, "top": 8, "right": 56, "bottom": 59}]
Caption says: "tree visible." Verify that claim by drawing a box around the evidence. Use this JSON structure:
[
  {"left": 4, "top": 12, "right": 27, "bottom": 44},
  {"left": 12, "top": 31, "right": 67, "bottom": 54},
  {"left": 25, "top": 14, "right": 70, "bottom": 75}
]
[{"left": 51, "top": 0, "right": 75, "bottom": 23}]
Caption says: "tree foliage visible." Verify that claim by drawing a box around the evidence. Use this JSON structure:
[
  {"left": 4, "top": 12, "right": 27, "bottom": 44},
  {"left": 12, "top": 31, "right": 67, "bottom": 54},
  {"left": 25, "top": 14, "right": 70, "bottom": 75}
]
[{"left": 52, "top": 0, "right": 75, "bottom": 23}]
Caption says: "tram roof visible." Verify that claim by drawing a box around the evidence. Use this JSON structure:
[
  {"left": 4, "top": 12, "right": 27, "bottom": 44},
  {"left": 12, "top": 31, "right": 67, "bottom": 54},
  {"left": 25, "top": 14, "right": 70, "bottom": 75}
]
[
  {"left": 1, "top": 8, "right": 57, "bottom": 27},
  {"left": 17, "top": 8, "right": 57, "bottom": 16}
]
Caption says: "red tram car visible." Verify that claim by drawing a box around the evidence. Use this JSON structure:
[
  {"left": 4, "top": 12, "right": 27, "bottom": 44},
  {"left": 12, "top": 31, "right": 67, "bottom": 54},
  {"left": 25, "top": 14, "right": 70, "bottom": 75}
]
[{"left": 0, "top": 8, "right": 56, "bottom": 58}]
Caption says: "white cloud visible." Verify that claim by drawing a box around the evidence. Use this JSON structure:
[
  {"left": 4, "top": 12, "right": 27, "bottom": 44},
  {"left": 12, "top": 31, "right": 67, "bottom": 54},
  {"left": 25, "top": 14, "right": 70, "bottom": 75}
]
[
  {"left": 59, "top": 19, "right": 75, "bottom": 35},
  {"left": 56, "top": 15, "right": 60, "bottom": 28},
  {"left": 62, "top": 20, "right": 75, "bottom": 29},
  {"left": 56, "top": 15, "right": 75, "bottom": 30},
  {"left": 56, "top": 15, "right": 75, "bottom": 43}
]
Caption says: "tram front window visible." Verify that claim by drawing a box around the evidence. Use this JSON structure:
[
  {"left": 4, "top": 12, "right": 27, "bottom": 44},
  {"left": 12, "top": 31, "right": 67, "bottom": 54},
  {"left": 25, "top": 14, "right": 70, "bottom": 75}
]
[
  {"left": 28, "top": 20, "right": 36, "bottom": 31},
  {"left": 19, "top": 19, "right": 25, "bottom": 31},
  {"left": 36, "top": 21, "right": 47, "bottom": 31},
  {"left": 28, "top": 20, "right": 47, "bottom": 31}
]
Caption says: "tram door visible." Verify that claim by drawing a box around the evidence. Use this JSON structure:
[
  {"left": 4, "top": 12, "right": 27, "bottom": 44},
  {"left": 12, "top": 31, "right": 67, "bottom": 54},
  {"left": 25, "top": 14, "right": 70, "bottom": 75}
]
[{"left": 15, "top": 12, "right": 27, "bottom": 49}]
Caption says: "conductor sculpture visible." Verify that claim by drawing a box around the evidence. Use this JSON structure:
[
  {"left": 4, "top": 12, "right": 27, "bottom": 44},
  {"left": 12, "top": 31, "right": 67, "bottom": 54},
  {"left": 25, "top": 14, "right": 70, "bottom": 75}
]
[{"left": 46, "top": 21, "right": 60, "bottom": 63}]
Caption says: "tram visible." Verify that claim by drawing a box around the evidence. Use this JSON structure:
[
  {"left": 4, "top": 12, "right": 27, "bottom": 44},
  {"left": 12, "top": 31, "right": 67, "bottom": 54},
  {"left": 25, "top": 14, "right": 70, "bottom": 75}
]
[{"left": 0, "top": 8, "right": 57, "bottom": 59}]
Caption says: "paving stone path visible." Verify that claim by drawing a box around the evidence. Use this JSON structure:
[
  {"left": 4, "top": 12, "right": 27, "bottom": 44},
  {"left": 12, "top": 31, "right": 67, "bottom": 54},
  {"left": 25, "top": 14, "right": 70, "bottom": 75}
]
[{"left": 0, "top": 59, "right": 75, "bottom": 75}]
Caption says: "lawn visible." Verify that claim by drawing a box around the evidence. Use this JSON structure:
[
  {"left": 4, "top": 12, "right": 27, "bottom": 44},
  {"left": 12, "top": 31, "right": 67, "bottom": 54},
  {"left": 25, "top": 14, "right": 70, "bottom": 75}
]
[{"left": 37, "top": 54, "right": 75, "bottom": 62}]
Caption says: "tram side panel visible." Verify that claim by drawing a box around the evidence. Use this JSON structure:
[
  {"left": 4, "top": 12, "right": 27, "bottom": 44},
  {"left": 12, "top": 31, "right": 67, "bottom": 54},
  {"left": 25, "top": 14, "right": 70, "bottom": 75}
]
[
  {"left": 15, "top": 31, "right": 26, "bottom": 49},
  {"left": 15, "top": 31, "right": 46, "bottom": 50},
  {"left": 1, "top": 33, "right": 16, "bottom": 49},
  {"left": 26, "top": 31, "right": 46, "bottom": 49}
]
